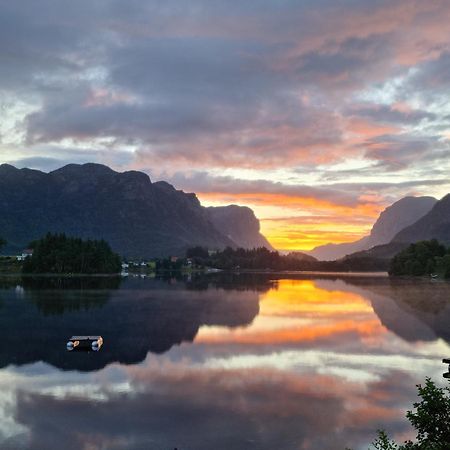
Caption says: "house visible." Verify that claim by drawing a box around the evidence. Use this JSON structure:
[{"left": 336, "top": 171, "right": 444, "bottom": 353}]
[
  {"left": 170, "top": 256, "right": 178, "bottom": 263},
  {"left": 17, "top": 249, "right": 33, "bottom": 261}
]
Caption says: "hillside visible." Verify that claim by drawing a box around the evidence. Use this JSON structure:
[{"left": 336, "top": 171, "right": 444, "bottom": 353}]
[
  {"left": 309, "top": 196, "right": 437, "bottom": 260},
  {"left": 0, "top": 163, "right": 272, "bottom": 258},
  {"left": 206, "top": 205, "right": 274, "bottom": 250},
  {"left": 392, "top": 194, "right": 450, "bottom": 245}
]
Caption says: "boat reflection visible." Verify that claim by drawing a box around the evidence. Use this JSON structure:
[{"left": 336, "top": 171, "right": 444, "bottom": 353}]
[
  {"left": 1, "top": 274, "right": 449, "bottom": 449},
  {"left": 0, "top": 276, "right": 261, "bottom": 371}
]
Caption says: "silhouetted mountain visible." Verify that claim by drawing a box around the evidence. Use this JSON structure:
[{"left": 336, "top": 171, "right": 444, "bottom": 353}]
[
  {"left": 0, "top": 163, "right": 271, "bottom": 257},
  {"left": 343, "top": 242, "right": 409, "bottom": 263},
  {"left": 286, "top": 251, "right": 317, "bottom": 262},
  {"left": 392, "top": 194, "right": 450, "bottom": 245},
  {"left": 206, "top": 205, "right": 274, "bottom": 250},
  {"left": 309, "top": 196, "right": 437, "bottom": 260}
]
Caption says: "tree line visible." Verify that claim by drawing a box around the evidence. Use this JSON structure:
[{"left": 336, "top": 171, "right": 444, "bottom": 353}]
[
  {"left": 389, "top": 239, "right": 450, "bottom": 278},
  {"left": 186, "top": 246, "right": 389, "bottom": 272},
  {"left": 22, "top": 233, "right": 121, "bottom": 274}
]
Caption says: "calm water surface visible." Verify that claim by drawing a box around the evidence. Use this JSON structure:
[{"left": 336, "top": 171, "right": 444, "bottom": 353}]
[{"left": 0, "top": 273, "right": 449, "bottom": 450}]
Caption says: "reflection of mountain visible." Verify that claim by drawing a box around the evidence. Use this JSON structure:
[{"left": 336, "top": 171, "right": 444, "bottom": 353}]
[
  {"left": 345, "top": 278, "right": 450, "bottom": 344},
  {"left": 0, "top": 277, "right": 261, "bottom": 371}
]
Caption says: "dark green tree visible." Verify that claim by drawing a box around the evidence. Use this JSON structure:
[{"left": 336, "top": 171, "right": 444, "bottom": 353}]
[
  {"left": 22, "top": 233, "right": 121, "bottom": 274},
  {"left": 389, "top": 240, "right": 448, "bottom": 277},
  {"left": 367, "top": 378, "right": 450, "bottom": 449},
  {"left": 0, "top": 237, "right": 6, "bottom": 251}
]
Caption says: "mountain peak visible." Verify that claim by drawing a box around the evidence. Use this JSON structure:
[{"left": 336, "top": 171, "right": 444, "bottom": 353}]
[
  {"left": 392, "top": 194, "right": 450, "bottom": 244},
  {"left": 0, "top": 163, "right": 19, "bottom": 172},
  {"left": 0, "top": 162, "right": 271, "bottom": 257},
  {"left": 51, "top": 163, "right": 116, "bottom": 177},
  {"left": 308, "top": 195, "right": 437, "bottom": 260}
]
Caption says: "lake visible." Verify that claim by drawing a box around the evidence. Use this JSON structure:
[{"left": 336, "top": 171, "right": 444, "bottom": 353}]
[{"left": 0, "top": 273, "right": 449, "bottom": 450}]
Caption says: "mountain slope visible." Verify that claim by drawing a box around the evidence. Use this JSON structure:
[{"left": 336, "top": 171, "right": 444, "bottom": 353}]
[
  {"left": 309, "top": 196, "right": 437, "bottom": 260},
  {"left": 0, "top": 163, "right": 270, "bottom": 257},
  {"left": 392, "top": 194, "right": 450, "bottom": 244},
  {"left": 206, "top": 205, "right": 274, "bottom": 250}
]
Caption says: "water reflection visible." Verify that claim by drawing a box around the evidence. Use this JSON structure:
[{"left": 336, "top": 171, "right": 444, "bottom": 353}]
[
  {"left": 0, "top": 276, "right": 261, "bottom": 371},
  {"left": 22, "top": 276, "right": 121, "bottom": 315},
  {"left": 345, "top": 277, "right": 450, "bottom": 344},
  {"left": 9, "top": 367, "right": 416, "bottom": 450},
  {"left": 0, "top": 274, "right": 449, "bottom": 450}
]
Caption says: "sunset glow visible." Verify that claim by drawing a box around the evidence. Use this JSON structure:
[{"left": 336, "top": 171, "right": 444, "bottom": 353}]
[{"left": 1, "top": 1, "right": 450, "bottom": 250}]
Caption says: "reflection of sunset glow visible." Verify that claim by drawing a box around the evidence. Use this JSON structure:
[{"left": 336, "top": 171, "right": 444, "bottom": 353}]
[
  {"left": 260, "top": 280, "right": 373, "bottom": 316},
  {"left": 198, "top": 319, "right": 384, "bottom": 345},
  {"left": 198, "top": 279, "right": 385, "bottom": 346}
]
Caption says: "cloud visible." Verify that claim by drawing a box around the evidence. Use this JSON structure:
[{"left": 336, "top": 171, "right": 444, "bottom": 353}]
[
  {"left": 164, "top": 171, "right": 360, "bottom": 207},
  {"left": 363, "top": 134, "right": 444, "bottom": 170},
  {"left": 2, "top": 0, "right": 450, "bottom": 249},
  {"left": 348, "top": 103, "right": 437, "bottom": 125}
]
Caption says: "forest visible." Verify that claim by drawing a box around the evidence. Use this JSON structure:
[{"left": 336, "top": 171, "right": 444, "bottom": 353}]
[
  {"left": 389, "top": 239, "right": 450, "bottom": 277},
  {"left": 22, "top": 233, "right": 121, "bottom": 274}
]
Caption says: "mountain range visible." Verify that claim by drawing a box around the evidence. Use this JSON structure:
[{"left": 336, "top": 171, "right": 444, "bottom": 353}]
[
  {"left": 308, "top": 196, "right": 439, "bottom": 260},
  {"left": 1, "top": 162, "right": 449, "bottom": 262},
  {"left": 0, "top": 163, "right": 272, "bottom": 258}
]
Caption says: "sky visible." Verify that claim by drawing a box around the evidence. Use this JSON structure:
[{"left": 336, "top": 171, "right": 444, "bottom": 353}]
[{"left": 1, "top": 0, "right": 450, "bottom": 251}]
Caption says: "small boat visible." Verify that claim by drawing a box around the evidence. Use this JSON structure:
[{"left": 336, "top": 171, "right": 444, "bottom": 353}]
[{"left": 66, "top": 336, "right": 103, "bottom": 352}]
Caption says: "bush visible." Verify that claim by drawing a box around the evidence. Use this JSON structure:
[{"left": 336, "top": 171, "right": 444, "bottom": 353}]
[{"left": 366, "top": 378, "right": 450, "bottom": 449}]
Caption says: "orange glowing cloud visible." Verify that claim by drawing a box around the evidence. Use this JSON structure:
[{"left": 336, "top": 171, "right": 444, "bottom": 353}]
[{"left": 198, "top": 191, "right": 383, "bottom": 250}]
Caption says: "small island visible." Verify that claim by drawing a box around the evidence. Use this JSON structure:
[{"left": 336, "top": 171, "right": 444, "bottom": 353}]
[{"left": 22, "top": 233, "right": 121, "bottom": 274}]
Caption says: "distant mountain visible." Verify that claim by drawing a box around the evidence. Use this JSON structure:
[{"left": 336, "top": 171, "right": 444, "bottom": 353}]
[
  {"left": 286, "top": 251, "right": 317, "bottom": 263},
  {"left": 392, "top": 194, "right": 450, "bottom": 245},
  {"left": 206, "top": 205, "right": 274, "bottom": 250},
  {"left": 308, "top": 196, "right": 437, "bottom": 260},
  {"left": 343, "top": 242, "right": 409, "bottom": 263},
  {"left": 0, "top": 163, "right": 271, "bottom": 258}
]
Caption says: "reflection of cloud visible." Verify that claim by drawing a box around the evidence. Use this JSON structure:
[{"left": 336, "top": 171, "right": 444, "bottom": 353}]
[
  {"left": 12, "top": 364, "right": 415, "bottom": 450},
  {"left": 3, "top": 274, "right": 450, "bottom": 449}
]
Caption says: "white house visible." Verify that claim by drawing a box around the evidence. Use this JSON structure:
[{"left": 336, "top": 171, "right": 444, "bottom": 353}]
[{"left": 17, "top": 249, "right": 33, "bottom": 261}]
